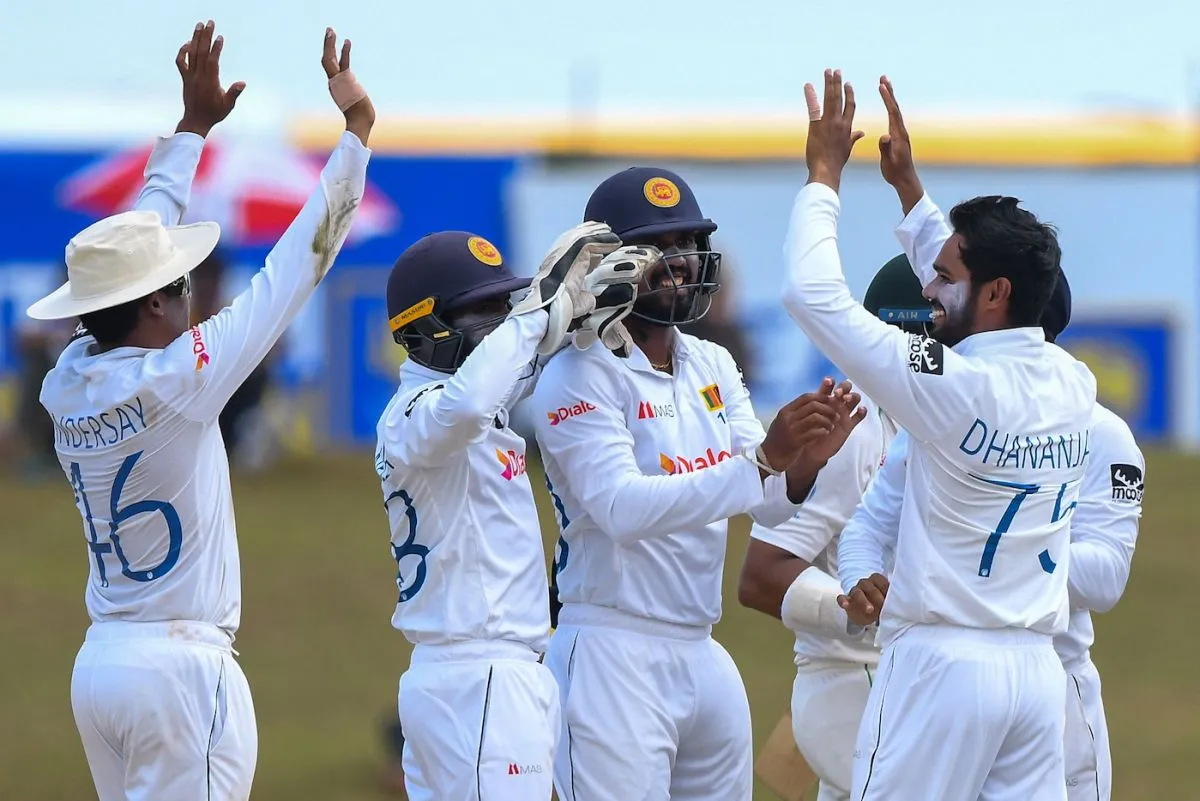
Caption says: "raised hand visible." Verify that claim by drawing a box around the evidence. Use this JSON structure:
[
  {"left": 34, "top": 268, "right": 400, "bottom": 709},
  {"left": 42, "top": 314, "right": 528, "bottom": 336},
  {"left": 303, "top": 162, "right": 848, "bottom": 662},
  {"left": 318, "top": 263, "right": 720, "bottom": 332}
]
[
  {"left": 322, "top": 28, "right": 376, "bottom": 145},
  {"left": 878, "top": 75, "right": 925, "bottom": 213},
  {"left": 510, "top": 221, "right": 623, "bottom": 355},
  {"left": 573, "top": 245, "right": 661, "bottom": 358},
  {"left": 760, "top": 379, "right": 843, "bottom": 476},
  {"left": 803, "top": 69, "right": 864, "bottom": 192},
  {"left": 795, "top": 379, "right": 868, "bottom": 468},
  {"left": 175, "top": 20, "right": 246, "bottom": 137}
]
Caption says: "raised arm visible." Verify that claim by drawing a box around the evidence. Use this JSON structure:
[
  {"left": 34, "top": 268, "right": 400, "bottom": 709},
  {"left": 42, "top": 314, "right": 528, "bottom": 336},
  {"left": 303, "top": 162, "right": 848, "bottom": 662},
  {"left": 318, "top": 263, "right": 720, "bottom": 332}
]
[
  {"left": 131, "top": 21, "right": 247, "bottom": 226},
  {"left": 381, "top": 232, "right": 655, "bottom": 468},
  {"left": 150, "top": 27, "right": 376, "bottom": 421},
  {"left": 877, "top": 76, "right": 951, "bottom": 289},
  {"left": 781, "top": 70, "right": 983, "bottom": 443}
]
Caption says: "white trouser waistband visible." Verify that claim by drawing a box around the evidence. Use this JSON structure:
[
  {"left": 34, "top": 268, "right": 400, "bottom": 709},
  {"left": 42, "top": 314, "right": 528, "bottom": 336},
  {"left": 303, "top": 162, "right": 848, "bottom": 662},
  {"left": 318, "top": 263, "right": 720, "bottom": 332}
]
[
  {"left": 890, "top": 622, "right": 1054, "bottom": 650},
  {"left": 559, "top": 603, "right": 711, "bottom": 642},
  {"left": 84, "top": 620, "right": 233, "bottom": 651},
  {"left": 409, "top": 639, "right": 539, "bottom": 665}
]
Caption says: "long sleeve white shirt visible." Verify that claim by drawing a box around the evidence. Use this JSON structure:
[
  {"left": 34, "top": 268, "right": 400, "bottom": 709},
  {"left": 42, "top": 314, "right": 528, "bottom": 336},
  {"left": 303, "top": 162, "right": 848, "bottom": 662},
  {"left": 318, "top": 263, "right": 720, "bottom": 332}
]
[
  {"left": 750, "top": 396, "right": 897, "bottom": 664},
  {"left": 531, "top": 333, "right": 804, "bottom": 629},
  {"left": 784, "top": 182, "right": 1096, "bottom": 644},
  {"left": 1054, "top": 403, "right": 1144, "bottom": 668},
  {"left": 887, "top": 192, "right": 1145, "bottom": 665},
  {"left": 41, "top": 131, "right": 370, "bottom": 637},
  {"left": 836, "top": 427, "right": 910, "bottom": 606},
  {"left": 375, "top": 312, "right": 552, "bottom": 652},
  {"left": 843, "top": 406, "right": 1142, "bottom": 668}
]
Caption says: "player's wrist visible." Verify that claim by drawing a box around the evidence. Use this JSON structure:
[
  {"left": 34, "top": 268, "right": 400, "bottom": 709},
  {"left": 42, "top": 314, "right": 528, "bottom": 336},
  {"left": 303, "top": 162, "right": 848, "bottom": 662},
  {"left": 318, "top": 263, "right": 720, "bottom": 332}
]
[{"left": 174, "top": 116, "right": 213, "bottom": 138}]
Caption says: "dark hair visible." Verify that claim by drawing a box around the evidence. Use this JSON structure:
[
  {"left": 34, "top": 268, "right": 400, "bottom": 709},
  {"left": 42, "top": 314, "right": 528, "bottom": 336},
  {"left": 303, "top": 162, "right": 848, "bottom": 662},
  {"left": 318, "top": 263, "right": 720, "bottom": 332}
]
[
  {"left": 79, "top": 299, "right": 142, "bottom": 345},
  {"left": 948, "top": 196, "right": 1061, "bottom": 328},
  {"left": 77, "top": 273, "right": 190, "bottom": 346}
]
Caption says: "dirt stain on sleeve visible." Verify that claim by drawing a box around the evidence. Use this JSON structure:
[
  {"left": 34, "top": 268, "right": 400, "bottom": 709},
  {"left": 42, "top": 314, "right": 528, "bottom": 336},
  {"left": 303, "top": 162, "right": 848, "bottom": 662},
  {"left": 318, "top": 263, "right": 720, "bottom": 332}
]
[{"left": 310, "top": 177, "right": 363, "bottom": 286}]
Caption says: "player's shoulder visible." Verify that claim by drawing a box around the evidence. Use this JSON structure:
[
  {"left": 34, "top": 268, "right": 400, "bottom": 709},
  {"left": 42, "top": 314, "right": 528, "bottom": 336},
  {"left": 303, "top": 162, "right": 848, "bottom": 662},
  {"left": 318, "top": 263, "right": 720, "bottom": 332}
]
[
  {"left": 1089, "top": 403, "right": 1142, "bottom": 465},
  {"left": 679, "top": 331, "right": 736, "bottom": 369},
  {"left": 378, "top": 373, "right": 449, "bottom": 432},
  {"left": 42, "top": 338, "right": 176, "bottom": 417},
  {"left": 535, "top": 338, "right": 623, "bottom": 397},
  {"left": 1044, "top": 341, "right": 1098, "bottom": 394}
]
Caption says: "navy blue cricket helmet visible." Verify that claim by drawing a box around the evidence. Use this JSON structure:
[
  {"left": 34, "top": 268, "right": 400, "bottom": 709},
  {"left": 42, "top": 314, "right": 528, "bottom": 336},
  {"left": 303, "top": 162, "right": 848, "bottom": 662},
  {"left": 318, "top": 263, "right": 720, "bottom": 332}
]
[
  {"left": 386, "top": 231, "right": 529, "bottom": 373},
  {"left": 584, "top": 167, "right": 721, "bottom": 326}
]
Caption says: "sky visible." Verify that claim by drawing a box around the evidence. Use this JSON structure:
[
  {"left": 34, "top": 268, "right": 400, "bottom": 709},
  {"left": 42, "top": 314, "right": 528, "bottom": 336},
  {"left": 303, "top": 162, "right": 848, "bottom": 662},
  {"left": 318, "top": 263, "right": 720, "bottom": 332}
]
[{"left": 5, "top": 0, "right": 1200, "bottom": 138}]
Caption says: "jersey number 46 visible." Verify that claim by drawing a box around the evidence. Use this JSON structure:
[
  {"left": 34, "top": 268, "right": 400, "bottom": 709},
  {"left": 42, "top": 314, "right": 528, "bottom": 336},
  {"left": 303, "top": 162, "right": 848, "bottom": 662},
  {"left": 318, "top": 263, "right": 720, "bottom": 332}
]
[{"left": 70, "top": 451, "right": 183, "bottom": 587}]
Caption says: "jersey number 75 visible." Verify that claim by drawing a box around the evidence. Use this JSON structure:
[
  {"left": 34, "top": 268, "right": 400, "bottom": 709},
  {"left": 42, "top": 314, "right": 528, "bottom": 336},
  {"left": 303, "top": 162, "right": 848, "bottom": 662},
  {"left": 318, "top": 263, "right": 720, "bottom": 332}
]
[{"left": 974, "top": 475, "right": 1078, "bottom": 578}]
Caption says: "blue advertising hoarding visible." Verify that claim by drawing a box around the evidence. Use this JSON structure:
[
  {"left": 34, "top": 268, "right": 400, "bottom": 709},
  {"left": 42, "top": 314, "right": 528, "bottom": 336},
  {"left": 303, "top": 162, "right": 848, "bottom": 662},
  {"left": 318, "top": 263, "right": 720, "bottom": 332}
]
[
  {"left": 0, "top": 145, "right": 520, "bottom": 447},
  {"left": 1057, "top": 317, "right": 1174, "bottom": 442}
]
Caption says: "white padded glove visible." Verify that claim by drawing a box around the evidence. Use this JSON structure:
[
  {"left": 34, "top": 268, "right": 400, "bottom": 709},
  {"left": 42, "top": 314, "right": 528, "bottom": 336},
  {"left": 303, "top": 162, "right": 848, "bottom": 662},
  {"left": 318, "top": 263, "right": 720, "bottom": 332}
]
[
  {"left": 509, "top": 221, "right": 622, "bottom": 355},
  {"left": 573, "top": 245, "right": 661, "bottom": 358}
]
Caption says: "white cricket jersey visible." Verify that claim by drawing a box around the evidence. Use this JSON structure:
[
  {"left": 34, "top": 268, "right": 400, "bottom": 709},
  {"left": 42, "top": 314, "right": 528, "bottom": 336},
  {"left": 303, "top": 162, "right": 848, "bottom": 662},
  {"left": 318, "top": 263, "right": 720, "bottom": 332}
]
[
  {"left": 750, "top": 396, "right": 897, "bottom": 664},
  {"left": 375, "top": 312, "right": 552, "bottom": 653},
  {"left": 532, "top": 333, "right": 804, "bottom": 630},
  {"left": 1053, "top": 403, "right": 1144, "bottom": 668},
  {"left": 786, "top": 183, "right": 1096, "bottom": 644},
  {"left": 41, "top": 131, "right": 370, "bottom": 636}
]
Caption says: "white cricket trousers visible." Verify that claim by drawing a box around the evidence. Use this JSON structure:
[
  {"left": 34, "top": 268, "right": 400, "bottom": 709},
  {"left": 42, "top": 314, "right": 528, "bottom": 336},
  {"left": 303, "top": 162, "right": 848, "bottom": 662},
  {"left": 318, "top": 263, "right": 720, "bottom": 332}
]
[
  {"left": 850, "top": 624, "right": 1067, "bottom": 801},
  {"left": 71, "top": 620, "right": 257, "bottom": 801},
  {"left": 1064, "top": 658, "right": 1110, "bottom": 801},
  {"left": 791, "top": 659, "right": 876, "bottom": 801},
  {"left": 547, "top": 604, "right": 754, "bottom": 801},
  {"left": 397, "top": 639, "right": 560, "bottom": 801}
]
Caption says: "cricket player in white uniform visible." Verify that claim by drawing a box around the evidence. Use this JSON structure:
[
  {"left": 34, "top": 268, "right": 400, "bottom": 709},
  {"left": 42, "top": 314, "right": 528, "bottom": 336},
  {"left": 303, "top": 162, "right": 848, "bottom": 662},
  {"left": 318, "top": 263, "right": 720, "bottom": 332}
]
[
  {"left": 866, "top": 79, "right": 1146, "bottom": 800},
  {"left": 28, "top": 23, "right": 375, "bottom": 801},
  {"left": 845, "top": 284, "right": 1144, "bottom": 801},
  {"left": 533, "top": 166, "right": 868, "bottom": 801},
  {"left": 883, "top": 217, "right": 1142, "bottom": 801},
  {"left": 374, "top": 220, "right": 657, "bottom": 801},
  {"left": 737, "top": 253, "right": 942, "bottom": 801},
  {"left": 1054, "top": 401, "right": 1142, "bottom": 801},
  {"left": 788, "top": 71, "right": 1096, "bottom": 800}
]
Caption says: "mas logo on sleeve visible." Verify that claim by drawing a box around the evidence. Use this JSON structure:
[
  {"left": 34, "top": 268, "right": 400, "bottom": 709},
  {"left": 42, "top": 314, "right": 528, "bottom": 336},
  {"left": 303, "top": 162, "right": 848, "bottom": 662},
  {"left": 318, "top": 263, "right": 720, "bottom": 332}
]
[
  {"left": 907, "top": 334, "right": 944, "bottom": 376},
  {"left": 1109, "top": 463, "right": 1144, "bottom": 503}
]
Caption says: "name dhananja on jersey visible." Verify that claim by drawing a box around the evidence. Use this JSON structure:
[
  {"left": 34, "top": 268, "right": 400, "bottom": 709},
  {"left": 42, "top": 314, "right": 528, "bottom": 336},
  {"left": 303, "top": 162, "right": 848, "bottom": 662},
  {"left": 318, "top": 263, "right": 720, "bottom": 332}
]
[
  {"left": 375, "top": 313, "right": 552, "bottom": 653},
  {"left": 786, "top": 184, "right": 1096, "bottom": 643},
  {"left": 40, "top": 131, "right": 369, "bottom": 636},
  {"left": 844, "top": 405, "right": 1143, "bottom": 671},
  {"left": 750, "top": 397, "right": 898, "bottom": 664},
  {"left": 532, "top": 333, "right": 802, "bottom": 630}
]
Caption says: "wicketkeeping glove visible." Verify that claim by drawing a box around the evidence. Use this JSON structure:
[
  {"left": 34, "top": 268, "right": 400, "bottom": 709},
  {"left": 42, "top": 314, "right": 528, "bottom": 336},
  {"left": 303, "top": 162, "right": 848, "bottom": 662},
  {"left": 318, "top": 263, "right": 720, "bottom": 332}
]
[
  {"left": 509, "top": 221, "right": 622, "bottom": 355},
  {"left": 573, "top": 245, "right": 661, "bottom": 358}
]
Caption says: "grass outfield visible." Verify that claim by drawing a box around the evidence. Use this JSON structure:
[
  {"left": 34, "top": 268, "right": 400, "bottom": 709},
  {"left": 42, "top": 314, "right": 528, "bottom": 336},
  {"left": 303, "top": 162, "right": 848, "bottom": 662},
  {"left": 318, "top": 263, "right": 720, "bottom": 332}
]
[{"left": 2, "top": 448, "right": 1197, "bottom": 801}]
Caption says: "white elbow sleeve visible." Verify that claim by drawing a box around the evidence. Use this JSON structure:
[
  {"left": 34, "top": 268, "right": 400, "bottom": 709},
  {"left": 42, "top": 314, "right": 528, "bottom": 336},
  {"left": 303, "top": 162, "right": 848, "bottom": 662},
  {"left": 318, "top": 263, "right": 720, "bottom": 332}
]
[{"left": 781, "top": 566, "right": 861, "bottom": 639}]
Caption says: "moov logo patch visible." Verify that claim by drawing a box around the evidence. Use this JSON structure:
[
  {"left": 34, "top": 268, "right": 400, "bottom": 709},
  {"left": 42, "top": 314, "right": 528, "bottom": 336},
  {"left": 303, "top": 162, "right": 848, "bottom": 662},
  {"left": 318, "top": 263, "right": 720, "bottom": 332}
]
[
  {"left": 190, "top": 326, "right": 210, "bottom": 371},
  {"left": 660, "top": 447, "right": 734, "bottom": 474},
  {"left": 496, "top": 448, "right": 528, "bottom": 481},
  {"left": 547, "top": 401, "right": 597, "bottom": 426}
]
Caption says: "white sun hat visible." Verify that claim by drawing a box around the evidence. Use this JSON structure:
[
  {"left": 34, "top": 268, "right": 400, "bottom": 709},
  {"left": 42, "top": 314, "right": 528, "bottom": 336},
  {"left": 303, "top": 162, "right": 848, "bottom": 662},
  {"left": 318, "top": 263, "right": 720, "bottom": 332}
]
[{"left": 26, "top": 210, "right": 221, "bottom": 321}]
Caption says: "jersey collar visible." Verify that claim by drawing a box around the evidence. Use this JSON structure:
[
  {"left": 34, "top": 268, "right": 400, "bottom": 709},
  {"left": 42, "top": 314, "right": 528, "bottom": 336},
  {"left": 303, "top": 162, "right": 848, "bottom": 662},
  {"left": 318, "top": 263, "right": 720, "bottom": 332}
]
[{"left": 952, "top": 326, "right": 1045, "bottom": 358}]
